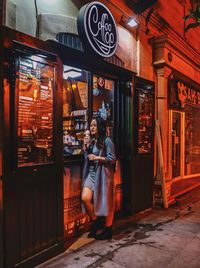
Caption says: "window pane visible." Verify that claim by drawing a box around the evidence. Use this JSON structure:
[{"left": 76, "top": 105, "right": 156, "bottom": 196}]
[
  {"left": 185, "top": 106, "right": 200, "bottom": 175},
  {"left": 17, "top": 57, "right": 54, "bottom": 166},
  {"left": 137, "top": 89, "right": 153, "bottom": 154},
  {"left": 92, "top": 75, "right": 114, "bottom": 137},
  {"left": 63, "top": 66, "right": 88, "bottom": 156}
]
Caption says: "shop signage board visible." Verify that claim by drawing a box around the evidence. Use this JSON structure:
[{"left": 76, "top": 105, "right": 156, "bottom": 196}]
[
  {"left": 169, "top": 76, "right": 200, "bottom": 109},
  {"left": 176, "top": 81, "right": 200, "bottom": 108},
  {"left": 77, "top": 1, "right": 118, "bottom": 58}
]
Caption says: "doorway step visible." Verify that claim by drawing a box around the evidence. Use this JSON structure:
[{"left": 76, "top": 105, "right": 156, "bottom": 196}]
[{"left": 171, "top": 177, "right": 200, "bottom": 199}]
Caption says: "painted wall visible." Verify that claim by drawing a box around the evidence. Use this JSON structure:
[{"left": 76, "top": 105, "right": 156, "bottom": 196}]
[
  {"left": 138, "top": 29, "right": 154, "bottom": 81},
  {"left": 117, "top": 26, "right": 137, "bottom": 72},
  {"left": 157, "top": 0, "right": 200, "bottom": 53}
]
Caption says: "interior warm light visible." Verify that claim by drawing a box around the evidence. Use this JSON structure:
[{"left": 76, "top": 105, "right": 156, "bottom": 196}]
[
  {"left": 63, "top": 65, "right": 82, "bottom": 79},
  {"left": 31, "top": 55, "right": 41, "bottom": 62},
  {"left": 64, "top": 69, "right": 82, "bottom": 78},
  {"left": 127, "top": 18, "right": 138, "bottom": 27},
  {"left": 145, "top": 85, "right": 153, "bottom": 90}
]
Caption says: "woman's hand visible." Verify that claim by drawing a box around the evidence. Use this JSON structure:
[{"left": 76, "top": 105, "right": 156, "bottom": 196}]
[
  {"left": 88, "top": 154, "right": 99, "bottom": 161},
  {"left": 88, "top": 154, "right": 106, "bottom": 162}
]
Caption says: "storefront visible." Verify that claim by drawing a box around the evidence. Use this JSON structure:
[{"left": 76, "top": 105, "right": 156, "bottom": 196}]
[
  {"left": 0, "top": 1, "right": 156, "bottom": 267},
  {"left": 152, "top": 34, "right": 200, "bottom": 206},
  {"left": 169, "top": 75, "right": 200, "bottom": 193}
]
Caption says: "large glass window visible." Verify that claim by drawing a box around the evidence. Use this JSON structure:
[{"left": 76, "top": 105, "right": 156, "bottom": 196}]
[
  {"left": 17, "top": 56, "right": 54, "bottom": 167},
  {"left": 92, "top": 74, "right": 114, "bottom": 137},
  {"left": 63, "top": 66, "right": 88, "bottom": 156},
  {"left": 171, "top": 112, "right": 181, "bottom": 179},
  {"left": 185, "top": 106, "right": 200, "bottom": 175},
  {"left": 137, "top": 88, "right": 153, "bottom": 154}
]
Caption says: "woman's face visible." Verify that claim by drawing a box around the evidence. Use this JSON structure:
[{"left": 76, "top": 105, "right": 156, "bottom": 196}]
[{"left": 90, "top": 119, "right": 98, "bottom": 136}]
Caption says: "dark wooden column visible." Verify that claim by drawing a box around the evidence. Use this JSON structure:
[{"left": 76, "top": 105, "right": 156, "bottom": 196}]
[
  {"left": 0, "top": 13, "right": 4, "bottom": 268},
  {"left": 0, "top": 0, "right": 6, "bottom": 26}
]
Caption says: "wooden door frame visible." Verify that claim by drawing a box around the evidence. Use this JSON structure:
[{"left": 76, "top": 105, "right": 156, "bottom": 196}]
[
  {"left": 0, "top": 0, "right": 6, "bottom": 26},
  {"left": 169, "top": 110, "right": 184, "bottom": 182},
  {"left": 0, "top": 23, "right": 4, "bottom": 268},
  {"left": 130, "top": 76, "right": 155, "bottom": 214}
]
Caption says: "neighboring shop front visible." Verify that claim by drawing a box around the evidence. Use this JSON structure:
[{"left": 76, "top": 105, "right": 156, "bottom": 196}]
[
  {"left": 168, "top": 76, "right": 200, "bottom": 190},
  {"left": 151, "top": 35, "right": 200, "bottom": 206}
]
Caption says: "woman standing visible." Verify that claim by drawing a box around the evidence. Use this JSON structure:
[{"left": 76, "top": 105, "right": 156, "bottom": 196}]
[{"left": 82, "top": 116, "right": 116, "bottom": 240}]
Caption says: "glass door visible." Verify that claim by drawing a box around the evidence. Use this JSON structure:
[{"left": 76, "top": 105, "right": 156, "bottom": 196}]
[
  {"left": 171, "top": 111, "right": 183, "bottom": 180},
  {"left": 62, "top": 65, "right": 90, "bottom": 238}
]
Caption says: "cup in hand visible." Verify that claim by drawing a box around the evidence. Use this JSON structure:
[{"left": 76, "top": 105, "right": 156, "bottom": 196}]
[{"left": 83, "top": 130, "right": 91, "bottom": 150}]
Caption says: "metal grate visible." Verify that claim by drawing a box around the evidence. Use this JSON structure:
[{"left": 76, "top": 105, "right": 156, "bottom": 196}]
[{"left": 56, "top": 32, "right": 84, "bottom": 52}]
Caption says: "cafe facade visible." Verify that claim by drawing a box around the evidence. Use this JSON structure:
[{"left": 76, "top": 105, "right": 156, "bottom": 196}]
[{"left": 0, "top": 1, "right": 155, "bottom": 267}]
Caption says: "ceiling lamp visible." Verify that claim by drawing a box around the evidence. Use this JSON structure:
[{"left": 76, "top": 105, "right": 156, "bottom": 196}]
[
  {"left": 127, "top": 17, "right": 138, "bottom": 27},
  {"left": 63, "top": 65, "right": 82, "bottom": 79}
]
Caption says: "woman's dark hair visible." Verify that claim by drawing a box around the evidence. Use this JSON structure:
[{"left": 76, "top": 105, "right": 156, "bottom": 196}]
[{"left": 91, "top": 116, "right": 106, "bottom": 147}]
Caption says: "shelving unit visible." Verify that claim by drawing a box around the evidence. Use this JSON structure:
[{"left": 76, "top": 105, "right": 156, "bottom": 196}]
[{"left": 63, "top": 110, "right": 88, "bottom": 157}]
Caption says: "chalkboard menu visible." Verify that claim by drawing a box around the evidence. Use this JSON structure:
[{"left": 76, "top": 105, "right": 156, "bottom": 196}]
[
  {"left": 137, "top": 88, "right": 153, "bottom": 154},
  {"left": 17, "top": 56, "right": 54, "bottom": 166}
]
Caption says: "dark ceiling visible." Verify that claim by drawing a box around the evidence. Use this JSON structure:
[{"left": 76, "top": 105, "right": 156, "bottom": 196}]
[{"left": 125, "top": 0, "right": 158, "bottom": 14}]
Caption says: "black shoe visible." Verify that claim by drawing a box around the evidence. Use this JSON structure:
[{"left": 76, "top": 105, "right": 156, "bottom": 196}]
[
  {"left": 88, "top": 218, "right": 103, "bottom": 238},
  {"left": 95, "top": 226, "right": 113, "bottom": 240}
]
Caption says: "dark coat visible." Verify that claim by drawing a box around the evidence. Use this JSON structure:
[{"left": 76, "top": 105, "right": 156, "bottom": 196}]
[{"left": 82, "top": 137, "right": 116, "bottom": 216}]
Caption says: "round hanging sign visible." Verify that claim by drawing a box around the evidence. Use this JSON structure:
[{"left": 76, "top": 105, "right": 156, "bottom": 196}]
[{"left": 77, "top": 1, "right": 118, "bottom": 58}]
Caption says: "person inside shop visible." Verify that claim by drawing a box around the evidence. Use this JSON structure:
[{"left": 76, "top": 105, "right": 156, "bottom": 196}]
[{"left": 81, "top": 116, "right": 116, "bottom": 240}]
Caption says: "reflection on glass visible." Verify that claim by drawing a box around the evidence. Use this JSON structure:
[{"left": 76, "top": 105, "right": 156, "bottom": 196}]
[
  {"left": 63, "top": 164, "right": 89, "bottom": 238},
  {"left": 137, "top": 89, "right": 153, "bottom": 154},
  {"left": 185, "top": 106, "right": 200, "bottom": 175},
  {"left": 172, "top": 112, "right": 181, "bottom": 179},
  {"left": 17, "top": 56, "right": 54, "bottom": 166},
  {"left": 63, "top": 65, "right": 88, "bottom": 156},
  {"left": 92, "top": 75, "right": 114, "bottom": 137}
]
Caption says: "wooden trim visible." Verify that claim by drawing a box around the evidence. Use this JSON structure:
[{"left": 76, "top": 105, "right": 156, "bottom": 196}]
[
  {"left": 0, "top": 23, "right": 4, "bottom": 268},
  {"left": 0, "top": 180, "right": 3, "bottom": 268},
  {"left": 0, "top": 0, "right": 6, "bottom": 26}
]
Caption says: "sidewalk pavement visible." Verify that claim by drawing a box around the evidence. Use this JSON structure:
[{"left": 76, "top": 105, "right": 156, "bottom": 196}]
[{"left": 37, "top": 186, "right": 200, "bottom": 268}]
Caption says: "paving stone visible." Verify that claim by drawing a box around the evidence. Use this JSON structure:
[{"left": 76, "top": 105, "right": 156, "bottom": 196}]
[
  {"left": 37, "top": 248, "right": 100, "bottom": 268},
  {"left": 167, "top": 237, "right": 200, "bottom": 268},
  {"left": 143, "top": 228, "right": 195, "bottom": 253},
  {"left": 163, "top": 217, "right": 200, "bottom": 237},
  {"left": 111, "top": 242, "right": 176, "bottom": 268},
  {"left": 96, "top": 260, "right": 127, "bottom": 268}
]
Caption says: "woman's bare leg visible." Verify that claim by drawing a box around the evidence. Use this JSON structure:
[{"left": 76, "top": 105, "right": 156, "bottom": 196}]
[
  {"left": 105, "top": 210, "right": 114, "bottom": 227},
  {"left": 81, "top": 187, "right": 97, "bottom": 221}
]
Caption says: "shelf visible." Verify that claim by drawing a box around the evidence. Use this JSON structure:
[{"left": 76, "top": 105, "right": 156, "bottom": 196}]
[
  {"left": 63, "top": 129, "right": 86, "bottom": 132},
  {"left": 64, "top": 154, "right": 84, "bottom": 163},
  {"left": 63, "top": 115, "right": 86, "bottom": 120},
  {"left": 64, "top": 144, "right": 82, "bottom": 148}
]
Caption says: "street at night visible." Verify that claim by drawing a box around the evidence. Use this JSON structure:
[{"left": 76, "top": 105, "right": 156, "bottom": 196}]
[{"left": 38, "top": 186, "right": 200, "bottom": 268}]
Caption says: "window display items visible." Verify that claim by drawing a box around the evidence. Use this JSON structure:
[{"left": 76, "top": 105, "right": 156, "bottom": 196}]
[
  {"left": 137, "top": 89, "right": 153, "bottom": 154},
  {"left": 92, "top": 75, "right": 114, "bottom": 122},
  {"left": 17, "top": 56, "right": 54, "bottom": 166},
  {"left": 63, "top": 66, "right": 89, "bottom": 156}
]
